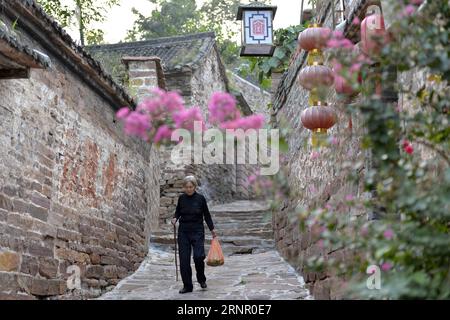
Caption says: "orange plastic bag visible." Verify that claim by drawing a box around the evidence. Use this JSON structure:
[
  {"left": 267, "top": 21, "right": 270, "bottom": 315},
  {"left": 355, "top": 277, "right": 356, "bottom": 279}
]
[{"left": 206, "top": 238, "right": 224, "bottom": 267}]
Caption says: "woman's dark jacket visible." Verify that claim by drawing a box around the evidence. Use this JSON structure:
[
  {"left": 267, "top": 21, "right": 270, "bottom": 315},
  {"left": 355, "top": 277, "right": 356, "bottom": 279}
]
[{"left": 173, "top": 191, "right": 214, "bottom": 232}]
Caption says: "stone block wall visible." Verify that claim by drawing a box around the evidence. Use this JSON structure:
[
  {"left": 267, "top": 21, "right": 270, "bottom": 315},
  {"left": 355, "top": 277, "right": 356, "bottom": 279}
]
[
  {"left": 156, "top": 44, "right": 262, "bottom": 227},
  {"left": 229, "top": 73, "right": 272, "bottom": 118},
  {"left": 271, "top": 0, "right": 374, "bottom": 299},
  {"left": 0, "top": 15, "right": 160, "bottom": 298}
]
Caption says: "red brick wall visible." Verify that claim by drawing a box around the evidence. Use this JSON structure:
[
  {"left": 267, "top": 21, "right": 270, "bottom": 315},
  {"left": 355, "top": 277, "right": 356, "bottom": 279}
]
[{"left": 0, "top": 45, "right": 160, "bottom": 299}]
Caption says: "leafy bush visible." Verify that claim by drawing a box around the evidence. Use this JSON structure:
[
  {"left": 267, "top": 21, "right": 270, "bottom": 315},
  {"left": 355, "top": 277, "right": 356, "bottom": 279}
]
[{"left": 298, "top": 0, "right": 450, "bottom": 299}]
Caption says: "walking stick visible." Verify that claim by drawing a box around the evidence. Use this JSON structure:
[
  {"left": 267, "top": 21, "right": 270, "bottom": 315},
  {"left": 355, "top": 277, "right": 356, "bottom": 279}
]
[{"left": 174, "top": 223, "right": 179, "bottom": 282}]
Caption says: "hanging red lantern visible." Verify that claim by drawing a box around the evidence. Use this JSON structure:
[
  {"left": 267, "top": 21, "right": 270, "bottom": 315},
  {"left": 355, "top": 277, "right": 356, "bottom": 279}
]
[
  {"left": 300, "top": 105, "right": 337, "bottom": 131},
  {"left": 298, "top": 24, "right": 332, "bottom": 51},
  {"left": 299, "top": 65, "right": 334, "bottom": 91},
  {"left": 361, "top": 13, "right": 387, "bottom": 57}
]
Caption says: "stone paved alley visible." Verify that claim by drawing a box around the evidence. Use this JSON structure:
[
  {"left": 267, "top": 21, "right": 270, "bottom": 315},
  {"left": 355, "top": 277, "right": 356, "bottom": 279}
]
[{"left": 98, "top": 201, "right": 312, "bottom": 300}]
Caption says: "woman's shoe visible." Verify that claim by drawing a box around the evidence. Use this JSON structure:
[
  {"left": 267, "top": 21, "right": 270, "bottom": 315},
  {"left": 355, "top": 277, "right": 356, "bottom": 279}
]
[
  {"left": 179, "top": 287, "right": 193, "bottom": 294},
  {"left": 199, "top": 282, "right": 207, "bottom": 289}
]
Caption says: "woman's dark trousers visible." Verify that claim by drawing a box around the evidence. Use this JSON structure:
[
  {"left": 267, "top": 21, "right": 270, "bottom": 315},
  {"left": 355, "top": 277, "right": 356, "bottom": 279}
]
[{"left": 178, "top": 228, "right": 206, "bottom": 290}]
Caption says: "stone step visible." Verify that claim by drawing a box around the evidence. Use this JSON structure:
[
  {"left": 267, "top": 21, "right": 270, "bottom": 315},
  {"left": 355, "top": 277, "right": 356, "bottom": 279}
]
[
  {"left": 212, "top": 229, "right": 273, "bottom": 238},
  {"left": 154, "top": 243, "right": 275, "bottom": 256},
  {"left": 156, "top": 221, "right": 272, "bottom": 232},
  {"left": 210, "top": 212, "right": 270, "bottom": 218},
  {"left": 153, "top": 229, "right": 273, "bottom": 240},
  {"left": 211, "top": 216, "right": 272, "bottom": 224},
  {"left": 150, "top": 234, "right": 275, "bottom": 248}
]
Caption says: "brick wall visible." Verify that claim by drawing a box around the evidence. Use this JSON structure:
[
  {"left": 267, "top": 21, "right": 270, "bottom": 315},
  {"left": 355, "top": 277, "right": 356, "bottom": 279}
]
[{"left": 0, "top": 14, "right": 160, "bottom": 299}]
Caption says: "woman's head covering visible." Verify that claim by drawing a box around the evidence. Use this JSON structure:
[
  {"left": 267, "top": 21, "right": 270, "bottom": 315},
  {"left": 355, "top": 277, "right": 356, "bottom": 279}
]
[{"left": 183, "top": 175, "right": 198, "bottom": 188}]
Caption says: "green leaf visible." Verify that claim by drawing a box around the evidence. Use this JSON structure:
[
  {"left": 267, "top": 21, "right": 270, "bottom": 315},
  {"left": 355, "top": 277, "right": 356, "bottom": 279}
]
[{"left": 274, "top": 47, "right": 286, "bottom": 60}]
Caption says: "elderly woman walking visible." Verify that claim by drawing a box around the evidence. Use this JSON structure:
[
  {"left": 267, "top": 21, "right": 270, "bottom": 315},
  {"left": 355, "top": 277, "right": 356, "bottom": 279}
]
[{"left": 171, "top": 175, "right": 217, "bottom": 294}]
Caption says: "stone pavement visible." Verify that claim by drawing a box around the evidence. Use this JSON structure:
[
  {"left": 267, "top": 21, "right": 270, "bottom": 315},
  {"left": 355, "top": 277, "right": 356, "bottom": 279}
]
[{"left": 98, "top": 201, "right": 312, "bottom": 300}]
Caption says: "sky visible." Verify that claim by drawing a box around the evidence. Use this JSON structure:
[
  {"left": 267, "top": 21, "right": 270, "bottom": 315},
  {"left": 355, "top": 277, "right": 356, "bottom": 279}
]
[{"left": 64, "top": 0, "right": 308, "bottom": 44}]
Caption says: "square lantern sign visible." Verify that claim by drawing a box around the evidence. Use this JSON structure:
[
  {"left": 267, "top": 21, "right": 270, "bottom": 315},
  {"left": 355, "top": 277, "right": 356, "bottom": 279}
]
[{"left": 237, "top": 2, "right": 277, "bottom": 57}]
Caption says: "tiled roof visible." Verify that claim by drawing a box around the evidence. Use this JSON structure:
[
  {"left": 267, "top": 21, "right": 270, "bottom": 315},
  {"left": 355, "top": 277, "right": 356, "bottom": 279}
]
[
  {"left": 2, "top": 0, "right": 135, "bottom": 108},
  {"left": 0, "top": 22, "right": 51, "bottom": 70},
  {"left": 87, "top": 32, "right": 217, "bottom": 75}
]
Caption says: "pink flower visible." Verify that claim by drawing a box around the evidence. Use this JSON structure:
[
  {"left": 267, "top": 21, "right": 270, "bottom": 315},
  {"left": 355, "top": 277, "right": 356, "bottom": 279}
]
[
  {"left": 325, "top": 203, "right": 332, "bottom": 210},
  {"left": 138, "top": 88, "right": 185, "bottom": 121},
  {"left": 332, "top": 30, "right": 344, "bottom": 39},
  {"left": 381, "top": 262, "right": 392, "bottom": 271},
  {"left": 160, "top": 90, "right": 185, "bottom": 113},
  {"left": 405, "top": 145, "right": 414, "bottom": 154},
  {"left": 350, "top": 63, "right": 362, "bottom": 73},
  {"left": 327, "top": 39, "right": 341, "bottom": 48},
  {"left": 220, "top": 114, "right": 265, "bottom": 130},
  {"left": 345, "top": 194, "right": 354, "bottom": 202},
  {"left": 383, "top": 229, "right": 394, "bottom": 240},
  {"left": 153, "top": 125, "right": 172, "bottom": 144},
  {"left": 402, "top": 4, "right": 416, "bottom": 16},
  {"left": 327, "top": 38, "right": 353, "bottom": 50},
  {"left": 124, "top": 112, "right": 151, "bottom": 141},
  {"left": 352, "top": 17, "right": 360, "bottom": 25},
  {"left": 329, "top": 136, "right": 340, "bottom": 145},
  {"left": 208, "top": 92, "right": 241, "bottom": 125},
  {"left": 310, "top": 151, "right": 320, "bottom": 160},
  {"left": 331, "top": 59, "right": 342, "bottom": 73},
  {"left": 116, "top": 107, "right": 130, "bottom": 119},
  {"left": 402, "top": 140, "right": 414, "bottom": 154},
  {"left": 340, "top": 38, "right": 354, "bottom": 49},
  {"left": 247, "top": 174, "right": 257, "bottom": 184},
  {"left": 173, "top": 107, "right": 205, "bottom": 131}
]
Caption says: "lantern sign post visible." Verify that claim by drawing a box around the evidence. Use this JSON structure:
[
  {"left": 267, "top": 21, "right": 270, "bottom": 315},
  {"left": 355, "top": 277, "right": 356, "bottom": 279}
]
[{"left": 236, "top": 1, "right": 277, "bottom": 57}]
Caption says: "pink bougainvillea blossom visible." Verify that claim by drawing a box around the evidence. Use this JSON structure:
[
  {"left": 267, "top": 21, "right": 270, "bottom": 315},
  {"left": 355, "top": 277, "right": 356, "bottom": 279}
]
[
  {"left": 247, "top": 174, "right": 257, "bottom": 184},
  {"left": 220, "top": 114, "right": 265, "bottom": 130},
  {"left": 116, "top": 89, "right": 266, "bottom": 146},
  {"left": 402, "top": 4, "right": 416, "bottom": 17},
  {"left": 208, "top": 92, "right": 241, "bottom": 125},
  {"left": 124, "top": 112, "right": 151, "bottom": 141},
  {"left": 327, "top": 31, "right": 354, "bottom": 50},
  {"left": 116, "top": 107, "right": 130, "bottom": 119},
  {"left": 173, "top": 107, "right": 205, "bottom": 131},
  {"left": 331, "top": 59, "right": 342, "bottom": 73},
  {"left": 352, "top": 17, "right": 361, "bottom": 25},
  {"left": 402, "top": 140, "right": 414, "bottom": 154},
  {"left": 383, "top": 229, "right": 394, "bottom": 240},
  {"left": 381, "top": 262, "right": 393, "bottom": 271},
  {"left": 329, "top": 136, "right": 340, "bottom": 145},
  {"left": 153, "top": 125, "right": 173, "bottom": 144},
  {"left": 137, "top": 88, "right": 185, "bottom": 122},
  {"left": 345, "top": 194, "right": 354, "bottom": 202},
  {"left": 310, "top": 151, "right": 320, "bottom": 160}
]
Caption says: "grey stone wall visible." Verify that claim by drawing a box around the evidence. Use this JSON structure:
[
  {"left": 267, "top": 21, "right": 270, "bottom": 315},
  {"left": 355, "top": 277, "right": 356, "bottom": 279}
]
[
  {"left": 271, "top": 0, "right": 371, "bottom": 299},
  {"left": 229, "top": 73, "right": 272, "bottom": 117},
  {"left": 0, "top": 20, "right": 159, "bottom": 299},
  {"left": 157, "top": 45, "right": 248, "bottom": 228}
]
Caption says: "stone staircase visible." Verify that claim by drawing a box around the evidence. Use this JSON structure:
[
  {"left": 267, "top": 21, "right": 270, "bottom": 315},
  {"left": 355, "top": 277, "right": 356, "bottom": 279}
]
[
  {"left": 150, "top": 200, "right": 275, "bottom": 255},
  {"left": 98, "top": 200, "right": 312, "bottom": 300}
]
